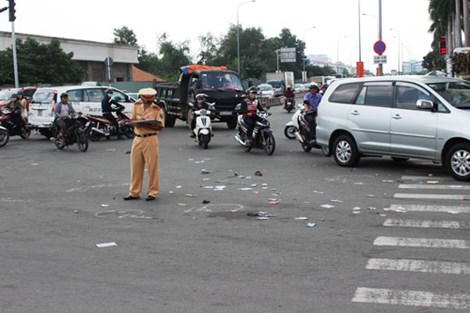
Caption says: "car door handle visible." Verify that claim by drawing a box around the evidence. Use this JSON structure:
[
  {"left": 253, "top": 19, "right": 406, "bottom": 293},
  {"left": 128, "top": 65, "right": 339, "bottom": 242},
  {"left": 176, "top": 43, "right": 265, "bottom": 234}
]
[
  {"left": 392, "top": 114, "right": 402, "bottom": 120},
  {"left": 350, "top": 110, "right": 360, "bottom": 116}
]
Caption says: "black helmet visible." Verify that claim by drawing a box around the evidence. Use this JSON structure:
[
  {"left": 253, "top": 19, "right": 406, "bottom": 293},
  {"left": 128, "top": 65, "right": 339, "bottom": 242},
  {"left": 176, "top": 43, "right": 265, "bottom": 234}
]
[
  {"left": 11, "top": 93, "right": 18, "bottom": 99},
  {"left": 60, "top": 93, "right": 68, "bottom": 98},
  {"left": 17, "top": 90, "right": 24, "bottom": 96},
  {"left": 246, "top": 86, "right": 257, "bottom": 94},
  {"left": 105, "top": 88, "right": 113, "bottom": 94}
]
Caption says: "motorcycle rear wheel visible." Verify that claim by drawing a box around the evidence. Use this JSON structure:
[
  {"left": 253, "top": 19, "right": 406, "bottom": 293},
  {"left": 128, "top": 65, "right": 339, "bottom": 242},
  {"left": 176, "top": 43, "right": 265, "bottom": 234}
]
[
  {"left": 201, "top": 134, "right": 210, "bottom": 149},
  {"left": 302, "top": 144, "right": 312, "bottom": 152},
  {"left": 20, "top": 127, "right": 31, "bottom": 139},
  {"left": 0, "top": 129, "right": 9, "bottom": 147},
  {"left": 123, "top": 126, "right": 134, "bottom": 139},
  {"left": 263, "top": 133, "right": 276, "bottom": 155},
  {"left": 76, "top": 130, "right": 89, "bottom": 152}
]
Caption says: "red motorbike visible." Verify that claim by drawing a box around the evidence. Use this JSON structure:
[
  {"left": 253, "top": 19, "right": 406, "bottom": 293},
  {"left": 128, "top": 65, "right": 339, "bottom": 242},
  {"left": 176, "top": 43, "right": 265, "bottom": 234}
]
[
  {"left": 86, "top": 106, "right": 134, "bottom": 141},
  {"left": 0, "top": 106, "right": 31, "bottom": 140}
]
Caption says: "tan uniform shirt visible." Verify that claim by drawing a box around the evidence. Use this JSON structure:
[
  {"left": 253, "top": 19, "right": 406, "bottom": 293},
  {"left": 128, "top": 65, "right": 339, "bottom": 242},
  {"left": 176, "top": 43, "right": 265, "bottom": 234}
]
[{"left": 130, "top": 101, "right": 164, "bottom": 135}]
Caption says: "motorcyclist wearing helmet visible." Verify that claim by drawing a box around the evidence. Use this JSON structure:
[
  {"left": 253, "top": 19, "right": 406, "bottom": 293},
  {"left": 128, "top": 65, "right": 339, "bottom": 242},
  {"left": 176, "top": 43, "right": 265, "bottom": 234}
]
[
  {"left": 101, "top": 88, "right": 124, "bottom": 139},
  {"left": 240, "top": 86, "right": 267, "bottom": 145},
  {"left": 53, "top": 93, "right": 76, "bottom": 145},
  {"left": 283, "top": 85, "right": 296, "bottom": 109},
  {"left": 7, "top": 93, "right": 26, "bottom": 130},
  {"left": 188, "top": 93, "right": 210, "bottom": 138},
  {"left": 303, "top": 83, "right": 322, "bottom": 141}
]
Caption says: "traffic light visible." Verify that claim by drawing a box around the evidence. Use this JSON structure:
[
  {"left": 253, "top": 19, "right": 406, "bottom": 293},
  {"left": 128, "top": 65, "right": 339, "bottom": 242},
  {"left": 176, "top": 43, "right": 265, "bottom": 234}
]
[
  {"left": 439, "top": 36, "right": 447, "bottom": 55},
  {"left": 8, "top": 0, "right": 15, "bottom": 22}
]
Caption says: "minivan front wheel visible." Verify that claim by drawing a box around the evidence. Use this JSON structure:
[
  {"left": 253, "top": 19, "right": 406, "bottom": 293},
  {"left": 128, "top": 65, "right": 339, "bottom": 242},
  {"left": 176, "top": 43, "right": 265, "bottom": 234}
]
[
  {"left": 446, "top": 143, "right": 470, "bottom": 181},
  {"left": 333, "top": 134, "right": 360, "bottom": 167}
]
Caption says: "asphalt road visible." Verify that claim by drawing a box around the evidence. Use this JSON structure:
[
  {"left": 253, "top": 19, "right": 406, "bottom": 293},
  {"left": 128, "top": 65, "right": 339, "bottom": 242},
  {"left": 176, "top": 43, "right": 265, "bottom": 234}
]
[{"left": 1, "top": 104, "right": 469, "bottom": 313}]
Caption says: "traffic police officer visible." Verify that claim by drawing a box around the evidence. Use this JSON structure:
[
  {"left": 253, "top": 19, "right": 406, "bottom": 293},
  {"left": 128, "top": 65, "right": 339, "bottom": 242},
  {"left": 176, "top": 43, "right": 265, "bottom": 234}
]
[{"left": 123, "top": 88, "right": 164, "bottom": 201}]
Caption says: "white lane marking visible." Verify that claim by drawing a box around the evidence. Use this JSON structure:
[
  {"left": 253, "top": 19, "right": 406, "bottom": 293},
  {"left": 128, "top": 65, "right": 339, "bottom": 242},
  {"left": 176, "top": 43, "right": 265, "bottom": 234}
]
[
  {"left": 383, "top": 219, "right": 464, "bottom": 229},
  {"left": 394, "top": 193, "right": 470, "bottom": 200},
  {"left": 373, "top": 236, "right": 470, "bottom": 249},
  {"left": 399, "top": 184, "right": 470, "bottom": 190},
  {"left": 67, "top": 183, "right": 129, "bottom": 192},
  {"left": 389, "top": 204, "right": 470, "bottom": 213},
  {"left": 352, "top": 287, "right": 470, "bottom": 310},
  {"left": 401, "top": 175, "right": 444, "bottom": 181},
  {"left": 365, "top": 258, "right": 470, "bottom": 275}
]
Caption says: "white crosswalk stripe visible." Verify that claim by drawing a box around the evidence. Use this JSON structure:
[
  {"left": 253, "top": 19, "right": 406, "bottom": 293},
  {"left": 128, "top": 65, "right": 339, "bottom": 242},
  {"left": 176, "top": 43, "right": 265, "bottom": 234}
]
[
  {"left": 352, "top": 287, "right": 470, "bottom": 310},
  {"left": 352, "top": 175, "right": 470, "bottom": 310},
  {"left": 365, "top": 258, "right": 470, "bottom": 274}
]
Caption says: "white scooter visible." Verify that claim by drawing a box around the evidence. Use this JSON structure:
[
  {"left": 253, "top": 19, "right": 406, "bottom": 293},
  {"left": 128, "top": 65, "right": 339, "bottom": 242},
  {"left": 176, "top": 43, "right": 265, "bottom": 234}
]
[
  {"left": 189, "top": 102, "right": 215, "bottom": 149},
  {"left": 284, "top": 103, "right": 302, "bottom": 139}
]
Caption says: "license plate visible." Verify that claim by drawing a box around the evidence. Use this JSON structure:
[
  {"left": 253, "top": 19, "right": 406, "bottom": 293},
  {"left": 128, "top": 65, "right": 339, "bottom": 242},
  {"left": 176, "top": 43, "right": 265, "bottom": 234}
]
[
  {"left": 219, "top": 111, "right": 232, "bottom": 116},
  {"left": 37, "top": 111, "right": 43, "bottom": 117}
]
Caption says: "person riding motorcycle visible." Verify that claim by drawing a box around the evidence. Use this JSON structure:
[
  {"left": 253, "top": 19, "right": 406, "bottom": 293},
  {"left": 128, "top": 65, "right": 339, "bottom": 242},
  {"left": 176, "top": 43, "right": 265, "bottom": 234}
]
[
  {"left": 6, "top": 93, "right": 26, "bottom": 130},
  {"left": 188, "top": 93, "right": 210, "bottom": 138},
  {"left": 283, "top": 86, "right": 295, "bottom": 109},
  {"left": 53, "top": 93, "right": 76, "bottom": 146},
  {"left": 101, "top": 88, "right": 124, "bottom": 139},
  {"left": 303, "top": 83, "right": 322, "bottom": 142},
  {"left": 240, "top": 86, "right": 267, "bottom": 145}
]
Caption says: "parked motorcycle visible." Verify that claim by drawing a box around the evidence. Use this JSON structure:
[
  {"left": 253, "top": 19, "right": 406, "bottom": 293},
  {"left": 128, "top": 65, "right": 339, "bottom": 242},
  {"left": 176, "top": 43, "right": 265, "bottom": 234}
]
[
  {"left": 188, "top": 102, "right": 215, "bottom": 149},
  {"left": 0, "top": 106, "right": 31, "bottom": 140},
  {"left": 0, "top": 125, "right": 9, "bottom": 147},
  {"left": 234, "top": 108, "right": 275, "bottom": 155},
  {"left": 53, "top": 113, "right": 89, "bottom": 152},
  {"left": 284, "top": 103, "right": 302, "bottom": 140},
  {"left": 284, "top": 97, "right": 295, "bottom": 113},
  {"left": 87, "top": 106, "right": 133, "bottom": 141}
]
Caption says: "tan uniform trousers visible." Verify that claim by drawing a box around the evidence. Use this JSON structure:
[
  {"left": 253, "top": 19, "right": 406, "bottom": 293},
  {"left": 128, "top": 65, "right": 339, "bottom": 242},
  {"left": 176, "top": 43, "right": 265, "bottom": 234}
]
[{"left": 129, "top": 135, "right": 159, "bottom": 197}]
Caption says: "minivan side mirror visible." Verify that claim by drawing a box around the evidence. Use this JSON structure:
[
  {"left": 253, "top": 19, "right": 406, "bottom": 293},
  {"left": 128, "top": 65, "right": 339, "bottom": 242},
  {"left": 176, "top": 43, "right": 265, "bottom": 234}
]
[{"left": 416, "top": 99, "right": 435, "bottom": 110}]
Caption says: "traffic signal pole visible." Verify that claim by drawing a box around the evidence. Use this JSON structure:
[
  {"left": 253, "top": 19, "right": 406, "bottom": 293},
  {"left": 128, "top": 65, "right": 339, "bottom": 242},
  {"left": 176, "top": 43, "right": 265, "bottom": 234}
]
[{"left": 7, "top": 0, "right": 18, "bottom": 87}]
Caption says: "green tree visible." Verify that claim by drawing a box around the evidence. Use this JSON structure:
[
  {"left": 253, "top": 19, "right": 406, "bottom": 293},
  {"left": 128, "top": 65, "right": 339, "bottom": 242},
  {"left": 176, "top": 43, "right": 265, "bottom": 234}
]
[
  {"left": 113, "top": 26, "right": 138, "bottom": 46},
  {"left": 0, "top": 37, "right": 84, "bottom": 85},
  {"left": 422, "top": 51, "right": 446, "bottom": 71},
  {"left": 155, "top": 33, "right": 192, "bottom": 81}
]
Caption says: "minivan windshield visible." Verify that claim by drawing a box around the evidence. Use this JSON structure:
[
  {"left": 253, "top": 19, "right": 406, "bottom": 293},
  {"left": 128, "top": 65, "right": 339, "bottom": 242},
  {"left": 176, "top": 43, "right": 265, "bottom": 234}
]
[{"left": 427, "top": 81, "right": 470, "bottom": 109}]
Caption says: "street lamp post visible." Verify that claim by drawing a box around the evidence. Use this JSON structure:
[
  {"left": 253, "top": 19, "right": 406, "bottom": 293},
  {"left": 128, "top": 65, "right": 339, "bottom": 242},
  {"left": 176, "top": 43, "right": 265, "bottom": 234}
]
[
  {"left": 390, "top": 28, "right": 401, "bottom": 75},
  {"left": 236, "top": 0, "right": 255, "bottom": 75}
]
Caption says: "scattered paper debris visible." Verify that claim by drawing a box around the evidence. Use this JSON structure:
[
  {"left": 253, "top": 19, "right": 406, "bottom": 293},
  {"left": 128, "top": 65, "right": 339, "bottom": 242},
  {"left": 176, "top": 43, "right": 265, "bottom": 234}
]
[
  {"left": 201, "top": 169, "right": 210, "bottom": 174},
  {"left": 185, "top": 194, "right": 197, "bottom": 198},
  {"left": 307, "top": 223, "right": 316, "bottom": 228},
  {"left": 238, "top": 187, "right": 253, "bottom": 191},
  {"left": 295, "top": 217, "right": 308, "bottom": 220},
  {"left": 448, "top": 210, "right": 460, "bottom": 215},
  {"left": 176, "top": 185, "right": 182, "bottom": 189},
  {"left": 73, "top": 210, "right": 79, "bottom": 214},
  {"left": 321, "top": 204, "right": 335, "bottom": 209},
  {"left": 100, "top": 204, "right": 110, "bottom": 207},
  {"left": 177, "top": 203, "right": 189, "bottom": 207},
  {"left": 30, "top": 163, "right": 39, "bottom": 166},
  {"left": 214, "top": 186, "right": 226, "bottom": 191},
  {"left": 331, "top": 199, "right": 343, "bottom": 203},
  {"left": 105, "top": 149, "right": 116, "bottom": 152},
  {"left": 256, "top": 216, "right": 270, "bottom": 220},
  {"left": 168, "top": 191, "right": 174, "bottom": 194},
  {"left": 269, "top": 201, "right": 280, "bottom": 205},
  {"left": 352, "top": 207, "right": 361, "bottom": 214},
  {"left": 96, "top": 242, "right": 117, "bottom": 248},
  {"left": 382, "top": 180, "right": 394, "bottom": 183}
]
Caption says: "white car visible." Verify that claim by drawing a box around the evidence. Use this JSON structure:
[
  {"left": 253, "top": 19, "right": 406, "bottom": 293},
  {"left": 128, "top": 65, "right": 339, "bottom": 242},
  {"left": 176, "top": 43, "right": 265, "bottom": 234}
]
[
  {"left": 29, "top": 85, "right": 135, "bottom": 138},
  {"left": 257, "top": 83, "right": 275, "bottom": 98},
  {"left": 294, "top": 83, "right": 305, "bottom": 93}
]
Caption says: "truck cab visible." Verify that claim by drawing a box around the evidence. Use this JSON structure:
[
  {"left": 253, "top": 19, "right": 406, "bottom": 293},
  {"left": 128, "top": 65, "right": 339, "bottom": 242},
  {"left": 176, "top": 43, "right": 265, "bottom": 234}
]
[{"left": 156, "top": 65, "right": 245, "bottom": 129}]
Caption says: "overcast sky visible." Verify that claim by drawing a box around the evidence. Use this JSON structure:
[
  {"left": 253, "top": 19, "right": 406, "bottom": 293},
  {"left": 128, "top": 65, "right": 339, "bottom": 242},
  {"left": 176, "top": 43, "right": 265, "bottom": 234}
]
[{"left": 1, "top": 0, "right": 433, "bottom": 73}]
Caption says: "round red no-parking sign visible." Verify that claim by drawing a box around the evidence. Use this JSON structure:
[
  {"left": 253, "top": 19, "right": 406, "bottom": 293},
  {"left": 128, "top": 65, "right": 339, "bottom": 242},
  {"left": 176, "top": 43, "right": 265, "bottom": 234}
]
[{"left": 373, "top": 40, "right": 386, "bottom": 55}]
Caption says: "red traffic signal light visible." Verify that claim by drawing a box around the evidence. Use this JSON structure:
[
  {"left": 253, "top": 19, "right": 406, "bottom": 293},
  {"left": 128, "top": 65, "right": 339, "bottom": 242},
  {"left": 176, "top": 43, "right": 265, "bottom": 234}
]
[{"left": 439, "top": 36, "right": 447, "bottom": 55}]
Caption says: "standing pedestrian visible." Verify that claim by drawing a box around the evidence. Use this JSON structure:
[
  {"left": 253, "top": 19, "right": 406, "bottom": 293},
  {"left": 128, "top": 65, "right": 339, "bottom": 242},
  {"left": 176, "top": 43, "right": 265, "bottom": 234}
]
[{"left": 123, "top": 88, "right": 164, "bottom": 201}]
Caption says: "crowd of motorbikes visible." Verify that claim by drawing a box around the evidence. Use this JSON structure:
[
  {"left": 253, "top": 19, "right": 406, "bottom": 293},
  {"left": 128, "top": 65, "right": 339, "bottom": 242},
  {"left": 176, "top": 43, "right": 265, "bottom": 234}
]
[
  {"left": 0, "top": 101, "right": 135, "bottom": 152},
  {"left": 2, "top": 92, "right": 322, "bottom": 156}
]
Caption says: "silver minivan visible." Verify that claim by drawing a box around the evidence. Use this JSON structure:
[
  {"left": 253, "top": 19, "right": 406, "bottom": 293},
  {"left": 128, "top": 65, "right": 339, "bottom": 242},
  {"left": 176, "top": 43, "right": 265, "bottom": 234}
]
[{"left": 316, "top": 75, "right": 470, "bottom": 181}]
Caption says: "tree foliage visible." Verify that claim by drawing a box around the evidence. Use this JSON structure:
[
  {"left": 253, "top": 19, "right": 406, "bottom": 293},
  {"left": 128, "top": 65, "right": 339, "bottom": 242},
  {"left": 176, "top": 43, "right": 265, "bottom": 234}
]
[
  {"left": 113, "top": 26, "right": 138, "bottom": 46},
  {"left": 0, "top": 37, "right": 84, "bottom": 85}
]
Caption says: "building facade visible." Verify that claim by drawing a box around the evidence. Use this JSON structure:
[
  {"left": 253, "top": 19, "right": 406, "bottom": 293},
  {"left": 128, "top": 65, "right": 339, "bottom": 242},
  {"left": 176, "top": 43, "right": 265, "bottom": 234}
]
[{"left": 0, "top": 31, "right": 139, "bottom": 82}]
